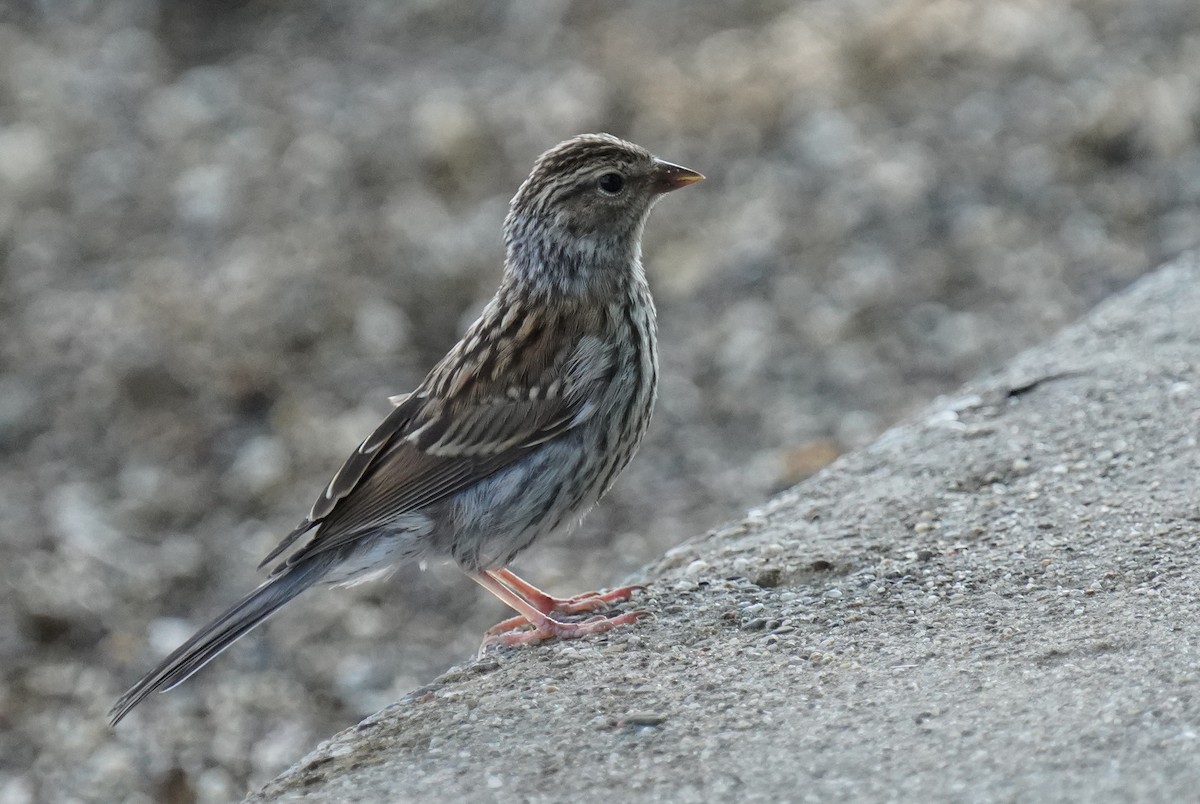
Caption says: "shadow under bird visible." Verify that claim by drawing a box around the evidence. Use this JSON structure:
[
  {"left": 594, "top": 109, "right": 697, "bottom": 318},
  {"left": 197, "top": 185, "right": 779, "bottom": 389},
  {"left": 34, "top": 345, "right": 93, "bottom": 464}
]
[{"left": 109, "top": 133, "right": 703, "bottom": 726}]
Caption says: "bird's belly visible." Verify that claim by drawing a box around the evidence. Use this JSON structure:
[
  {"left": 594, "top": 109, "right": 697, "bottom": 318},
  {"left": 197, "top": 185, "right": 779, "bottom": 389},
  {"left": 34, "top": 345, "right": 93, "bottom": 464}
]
[
  {"left": 443, "top": 349, "right": 657, "bottom": 573},
  {"left": 440, "top": 429, "right": 612, "bottom": 572}
]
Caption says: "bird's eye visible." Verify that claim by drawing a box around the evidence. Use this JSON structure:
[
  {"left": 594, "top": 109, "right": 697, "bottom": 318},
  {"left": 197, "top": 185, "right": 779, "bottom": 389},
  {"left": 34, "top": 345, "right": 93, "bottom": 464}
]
[{"left": 596, "top": 172, "right": 625, "bottom": 195}]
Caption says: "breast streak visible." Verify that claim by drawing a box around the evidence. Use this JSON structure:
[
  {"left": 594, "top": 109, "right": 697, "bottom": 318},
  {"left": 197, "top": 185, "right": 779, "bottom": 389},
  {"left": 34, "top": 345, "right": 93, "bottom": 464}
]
[
  {"left": 449, "top": 297, "right": 655, "bottom": 572},
  {"left": 585, "top": 290, "right": 657, "bottom": 508}
]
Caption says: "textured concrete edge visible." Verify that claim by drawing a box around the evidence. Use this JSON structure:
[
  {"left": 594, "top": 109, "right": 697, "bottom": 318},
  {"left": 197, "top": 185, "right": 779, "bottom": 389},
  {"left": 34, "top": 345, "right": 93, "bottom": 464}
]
[
  {"left": 649, "top": 251, "right": 1199, "bottom": 582},
  {"left": 245, "top": 253, "right": 1200, "bottom": 802}
]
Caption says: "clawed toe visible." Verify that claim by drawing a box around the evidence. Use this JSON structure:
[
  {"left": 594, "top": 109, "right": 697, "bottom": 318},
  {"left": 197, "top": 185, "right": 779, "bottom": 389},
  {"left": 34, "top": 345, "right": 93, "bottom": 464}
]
[
  {"left": 473, "top": 571, "right": 650, "bottom": 654},
  {"left": 483, "top": 614, "right": 533, "bottom": 637},
  {"left": 555, "top": 584, "right": 645, "bottom": 614},
  {"left": 479, "top": 609, "right": 648, "bottom": 652}
]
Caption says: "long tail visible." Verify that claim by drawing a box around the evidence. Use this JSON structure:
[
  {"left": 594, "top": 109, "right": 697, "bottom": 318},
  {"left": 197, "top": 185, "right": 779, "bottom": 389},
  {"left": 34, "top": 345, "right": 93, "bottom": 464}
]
[{"left": 108, "top": 560, "right": 327, "bottom": 726}]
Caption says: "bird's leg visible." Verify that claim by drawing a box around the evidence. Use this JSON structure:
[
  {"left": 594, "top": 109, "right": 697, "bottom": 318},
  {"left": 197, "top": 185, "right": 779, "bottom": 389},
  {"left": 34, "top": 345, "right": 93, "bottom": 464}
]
[
  {"left": 472, "top": 572, "right": 646, "bottom": 651},
  {"left": 480, "top": 568, "right": 644, "bottom": 636},
  {"left": 492, "top": 568, "right": 644, "bottom": 614}
]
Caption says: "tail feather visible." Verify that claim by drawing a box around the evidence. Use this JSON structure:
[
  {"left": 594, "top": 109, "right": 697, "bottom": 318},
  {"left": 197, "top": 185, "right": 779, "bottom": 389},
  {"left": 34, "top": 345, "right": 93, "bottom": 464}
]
[{"left": 108, "top": 560, "right": 326, "bottom": 727}]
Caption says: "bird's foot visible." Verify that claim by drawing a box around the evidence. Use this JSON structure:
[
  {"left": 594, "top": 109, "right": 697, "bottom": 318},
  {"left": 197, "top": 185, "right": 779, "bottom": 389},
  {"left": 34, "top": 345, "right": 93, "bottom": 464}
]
[
  {"left": 472, "top": 570, "right": 649, "bottom": 653},
  {"left": 480, "top": 610, "right": 649, "bottom": 652},
  {"left": 482, "top": 584, "right": 645, "bottom": 637},
  {"left": 553, "top": 584, "right": 645, "bottom": 614}
]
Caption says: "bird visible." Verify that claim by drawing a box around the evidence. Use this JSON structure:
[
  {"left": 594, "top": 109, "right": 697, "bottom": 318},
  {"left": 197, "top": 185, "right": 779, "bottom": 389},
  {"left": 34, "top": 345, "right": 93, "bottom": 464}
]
[{"left": 108, "top": 133, "right": 703, "bottom": 726}]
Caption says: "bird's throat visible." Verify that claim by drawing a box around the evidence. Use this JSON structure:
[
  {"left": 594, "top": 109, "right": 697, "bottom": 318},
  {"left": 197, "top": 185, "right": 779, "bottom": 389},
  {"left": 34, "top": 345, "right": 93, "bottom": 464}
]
[{"left": 504, "top": 224, "right": 644, "bottom": 302}]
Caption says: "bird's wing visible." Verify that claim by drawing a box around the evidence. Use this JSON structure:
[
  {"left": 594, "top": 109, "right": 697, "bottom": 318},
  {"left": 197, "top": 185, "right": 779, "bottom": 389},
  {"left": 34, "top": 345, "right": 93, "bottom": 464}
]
[{"left": 261, "top": 306, "right": 614, "bottom": 572}]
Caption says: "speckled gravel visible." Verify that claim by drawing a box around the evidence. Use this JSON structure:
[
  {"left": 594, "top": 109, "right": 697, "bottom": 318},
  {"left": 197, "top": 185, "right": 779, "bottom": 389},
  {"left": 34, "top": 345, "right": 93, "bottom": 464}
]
[{"left": 4, "top": 2, "right": 1200, "bottom": 802}]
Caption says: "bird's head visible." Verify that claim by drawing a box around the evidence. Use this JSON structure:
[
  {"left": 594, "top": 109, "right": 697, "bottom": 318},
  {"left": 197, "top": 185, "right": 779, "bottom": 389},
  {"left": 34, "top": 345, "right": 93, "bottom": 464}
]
[{"left": 503, "top": 134, "right": 702, "bottom": 295}]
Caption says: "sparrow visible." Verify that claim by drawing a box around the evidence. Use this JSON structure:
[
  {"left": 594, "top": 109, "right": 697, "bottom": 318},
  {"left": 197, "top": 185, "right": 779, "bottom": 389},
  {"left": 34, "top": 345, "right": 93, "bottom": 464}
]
[{"left": 109, "top": 133, "right": 702, "bottom": 726}]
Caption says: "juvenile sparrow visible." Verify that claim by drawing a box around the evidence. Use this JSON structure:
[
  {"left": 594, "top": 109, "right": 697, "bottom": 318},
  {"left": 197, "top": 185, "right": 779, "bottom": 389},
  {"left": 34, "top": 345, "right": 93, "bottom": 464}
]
[{"left": 109, "top": 133, "right": 702, "bottom": 726}]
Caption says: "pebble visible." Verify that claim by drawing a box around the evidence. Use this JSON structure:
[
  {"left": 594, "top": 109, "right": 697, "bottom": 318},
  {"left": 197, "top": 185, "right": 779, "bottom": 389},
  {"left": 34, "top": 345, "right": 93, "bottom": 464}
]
[
  {"left": 0, "top": 123, "right": 54, "bottom": 195},
  {"left": 226, "top": 435, "right": 290, "bottom": 496},
  {"left": 622, "top": 712, "right": 669, "bottom": 727}
]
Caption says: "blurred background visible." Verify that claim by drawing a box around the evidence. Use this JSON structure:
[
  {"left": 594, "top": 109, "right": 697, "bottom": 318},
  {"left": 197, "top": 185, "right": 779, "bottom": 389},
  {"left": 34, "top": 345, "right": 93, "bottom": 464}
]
[{"left": 3, "top": 0, "right": 1200, "bottom": 801}]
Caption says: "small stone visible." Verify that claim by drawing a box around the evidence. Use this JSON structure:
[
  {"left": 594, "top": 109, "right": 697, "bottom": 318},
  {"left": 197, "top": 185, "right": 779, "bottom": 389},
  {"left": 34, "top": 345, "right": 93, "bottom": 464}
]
[
  {"left": 226, "top": 435, "right": 290, "bottom": 496},
  {"left": 0, "top": 123, "right": 54, "bottom": 194},
  {"left": 622, "top": 712, "right": 668, "bottom": 727},
  {"left": 355, "top": 298, "right": 411, "bottom": 356},
  {"left": 148, "top": 618, "right": 197, "bottom": 656},
  {"left": 173, "top": 164, "right": 234, "bottom": 231},
  {"left": 753, "top": 567, "right": 784, "bottom": 588}
]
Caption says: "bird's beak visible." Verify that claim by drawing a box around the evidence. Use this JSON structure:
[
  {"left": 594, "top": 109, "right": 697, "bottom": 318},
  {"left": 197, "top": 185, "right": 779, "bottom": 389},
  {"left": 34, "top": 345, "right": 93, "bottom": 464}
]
[{"left": 651, "top": 159, "right": 704, "bottom": 194}]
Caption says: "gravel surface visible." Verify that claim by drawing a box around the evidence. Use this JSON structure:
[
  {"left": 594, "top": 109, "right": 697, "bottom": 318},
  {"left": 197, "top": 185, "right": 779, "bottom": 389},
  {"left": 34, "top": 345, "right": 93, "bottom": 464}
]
[
  {"left": 4, "top": 2, "right": 1200, "bottom": 802},
  {"left": 251, "top": 256, "right": 1200, "bottom": 803}
]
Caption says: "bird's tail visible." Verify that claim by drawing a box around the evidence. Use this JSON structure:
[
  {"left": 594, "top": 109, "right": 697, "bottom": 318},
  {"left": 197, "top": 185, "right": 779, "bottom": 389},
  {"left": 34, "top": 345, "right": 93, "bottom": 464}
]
[{"left": 108, "top": 559, "right": 327, "bottom": 726}]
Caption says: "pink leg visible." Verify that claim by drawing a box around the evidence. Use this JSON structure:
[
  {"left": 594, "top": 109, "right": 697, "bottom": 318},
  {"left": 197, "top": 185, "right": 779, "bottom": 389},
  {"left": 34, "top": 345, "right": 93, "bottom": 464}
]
[
  {"left": 472, "top": 572, "right": 647, "bottom": 651},
  {"left": 482, "top": 569, "right": 644, "bottom": 637}
]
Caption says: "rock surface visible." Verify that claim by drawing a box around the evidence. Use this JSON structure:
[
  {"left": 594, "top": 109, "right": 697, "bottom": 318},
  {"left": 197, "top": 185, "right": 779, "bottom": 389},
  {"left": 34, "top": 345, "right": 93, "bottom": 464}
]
[{"left": 250, "top": 257, "right": 1200, "bottom": 802}]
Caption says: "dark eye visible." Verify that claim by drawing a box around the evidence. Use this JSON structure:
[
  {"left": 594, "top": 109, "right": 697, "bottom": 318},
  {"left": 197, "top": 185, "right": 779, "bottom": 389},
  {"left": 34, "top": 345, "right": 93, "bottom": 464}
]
[{"left": 596, "top": 172, "right": 625, "bottom": 194}]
